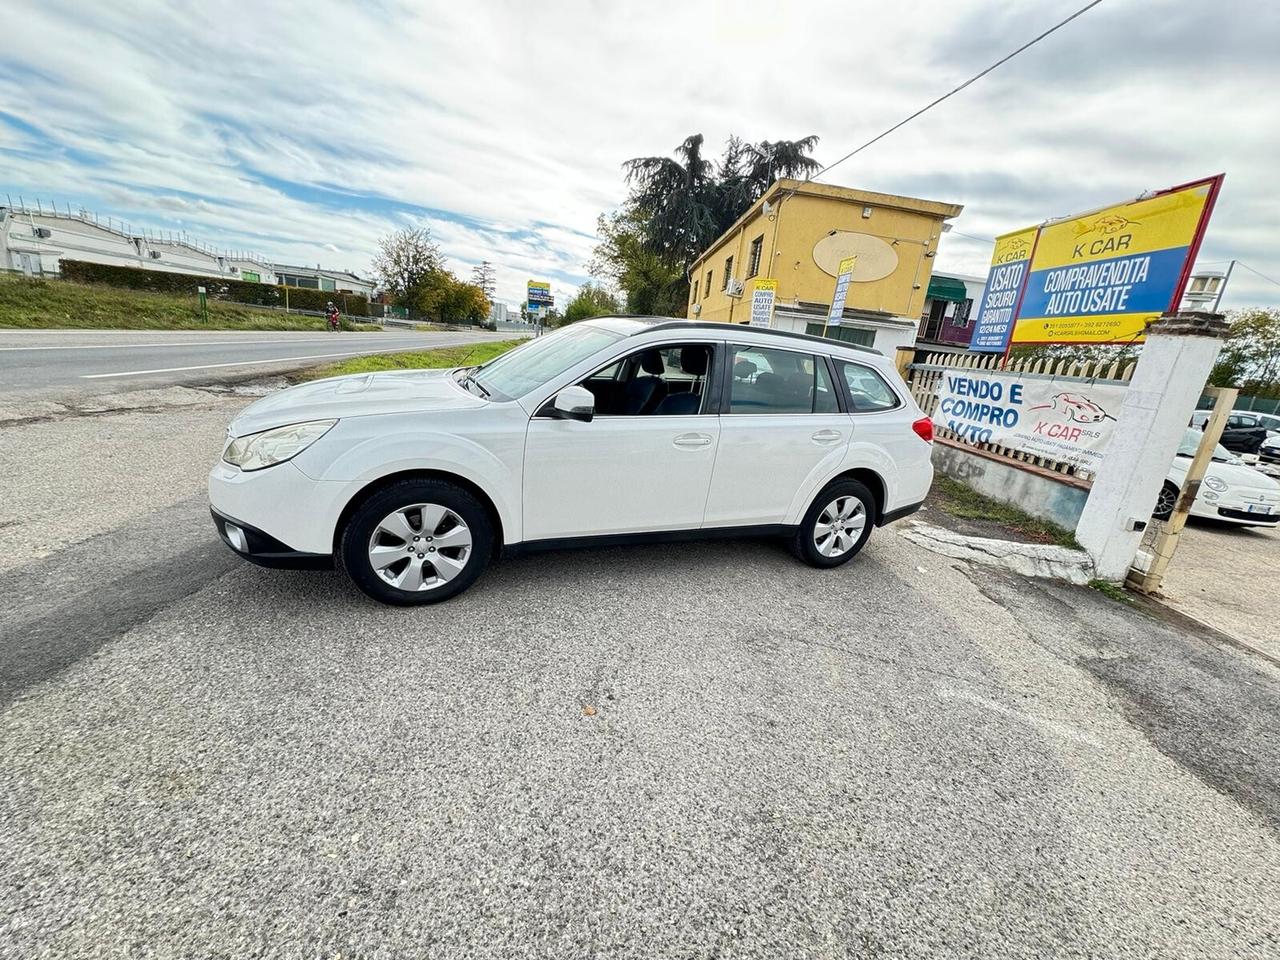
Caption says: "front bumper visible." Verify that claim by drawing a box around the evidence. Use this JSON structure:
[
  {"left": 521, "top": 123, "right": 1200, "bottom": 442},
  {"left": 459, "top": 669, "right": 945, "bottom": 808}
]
[
  {"left": 208, "top": 458, "right": 356, "bottom": 558},
  {"left": 211, "top": 508, "right": 333, "bottom": 569}
]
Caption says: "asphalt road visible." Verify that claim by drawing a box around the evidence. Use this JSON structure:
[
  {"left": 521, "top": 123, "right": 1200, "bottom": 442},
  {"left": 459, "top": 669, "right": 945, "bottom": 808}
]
[
  {"left": 0, "top": 328, "right": 517, "bottom": 399},
  {"left": 2, "top": 390, "right": 1279, "bottom": 957}
]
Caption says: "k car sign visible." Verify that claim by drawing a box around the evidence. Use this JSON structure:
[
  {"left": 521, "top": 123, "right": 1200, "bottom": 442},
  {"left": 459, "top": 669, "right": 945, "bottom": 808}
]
[{"left": 932, "top": 370, "right": 1128, "bottom": 471}]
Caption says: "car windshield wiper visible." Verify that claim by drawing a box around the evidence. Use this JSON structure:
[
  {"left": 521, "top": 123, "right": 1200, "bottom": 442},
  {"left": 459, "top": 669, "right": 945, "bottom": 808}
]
[{"left": 461, "top": 371, "right": 490, "bottom": 398}]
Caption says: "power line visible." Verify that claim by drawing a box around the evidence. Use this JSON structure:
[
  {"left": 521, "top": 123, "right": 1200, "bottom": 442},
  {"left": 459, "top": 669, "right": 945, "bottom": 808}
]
[
  {"left": 950, "top": 230, "right": 994, "bottom": 244},
  {"left": 1235, "top": 261, "right": 1280, "bottom": 290},
  {"left": 811, "top": 0, "right": 1105, "bottom": 183}
]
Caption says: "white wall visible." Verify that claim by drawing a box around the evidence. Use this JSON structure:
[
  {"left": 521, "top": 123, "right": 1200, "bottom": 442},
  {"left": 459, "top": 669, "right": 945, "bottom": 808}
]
[{"left": 772, "top": 311, "right": 916, "bottom": 356}]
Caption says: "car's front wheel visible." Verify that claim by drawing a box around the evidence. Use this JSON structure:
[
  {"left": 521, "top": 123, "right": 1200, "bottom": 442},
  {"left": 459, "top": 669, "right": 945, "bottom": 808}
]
[
  {"left": 340, "top": 478, "right": 493, "bottom": 605},
  {"left": 1153, "top": 480, "right": 1179, "bottom": 521},
  {"left": 790, "top": 479, "right": 876, "bottom": 568}
]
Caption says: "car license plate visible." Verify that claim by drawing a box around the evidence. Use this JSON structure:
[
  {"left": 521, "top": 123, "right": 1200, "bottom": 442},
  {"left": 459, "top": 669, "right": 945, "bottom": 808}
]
[{"left": 1247, "top": 504, "right": 1274, "bottom": 514}]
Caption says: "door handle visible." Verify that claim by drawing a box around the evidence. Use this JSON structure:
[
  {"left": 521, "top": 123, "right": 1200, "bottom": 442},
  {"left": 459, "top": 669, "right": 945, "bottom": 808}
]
[
  {"left": 811, "top": 429, "right": 843, "bottom": 444},
  {"left": 673, "top": 433, "right": 713, "bottom": 448}
]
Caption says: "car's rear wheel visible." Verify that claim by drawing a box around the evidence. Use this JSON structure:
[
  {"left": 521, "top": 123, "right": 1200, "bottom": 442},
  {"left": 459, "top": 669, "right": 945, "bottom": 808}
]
[
  {"left": 1153, "top": 480, "right": 1178, "bottom": 521},
  {"left": 340, "top": 479, "right": 493, "bottom": 605},
  {"left": 790, "top": 479, "right": 876, "bottom": 568}
]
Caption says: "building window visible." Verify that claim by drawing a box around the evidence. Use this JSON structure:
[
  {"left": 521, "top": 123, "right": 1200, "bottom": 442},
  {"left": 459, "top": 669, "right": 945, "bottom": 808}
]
[
  {"left": 321, "top": 277, "right": 337, "bottom": 292},
  {"left": 746, "top": 235, "right": 764, "bottom": 278},
  {"left": 954, "top": 298, "right": 974, "bottom": 328},
  {"left": 805, "top": 323, "right": 877, "bottom": 348},
  {"left": 691, "top": 280, "right": 699, "bottom": 304},
  {"left": 721, "top": 256, "right": 734, "bottom": 291},
  {"left": 704, "top": 270, "right": 713, "bottom": 298}
]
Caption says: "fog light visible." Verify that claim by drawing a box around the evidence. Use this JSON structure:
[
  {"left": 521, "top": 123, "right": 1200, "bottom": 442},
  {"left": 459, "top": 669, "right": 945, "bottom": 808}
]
[{"left": 224, "top": 522, "right": 248, "bottom": 552}]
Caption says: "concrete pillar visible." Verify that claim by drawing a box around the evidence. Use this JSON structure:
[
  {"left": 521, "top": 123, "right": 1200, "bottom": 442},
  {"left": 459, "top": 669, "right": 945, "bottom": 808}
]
[{"left": 1076, "top": 312, "right": 1229, "bottom": 580}]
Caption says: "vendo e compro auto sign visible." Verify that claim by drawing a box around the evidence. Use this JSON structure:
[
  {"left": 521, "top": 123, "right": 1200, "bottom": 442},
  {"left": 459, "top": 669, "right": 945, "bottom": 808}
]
[{"left": 932, "top": 370, "right": 1128, "bottom": 471}]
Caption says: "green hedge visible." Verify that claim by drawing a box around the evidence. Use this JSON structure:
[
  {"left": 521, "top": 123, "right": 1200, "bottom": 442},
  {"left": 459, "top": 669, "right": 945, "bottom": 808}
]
[{"left": 58, "top": 259, "right": 371, "bottom": 316}]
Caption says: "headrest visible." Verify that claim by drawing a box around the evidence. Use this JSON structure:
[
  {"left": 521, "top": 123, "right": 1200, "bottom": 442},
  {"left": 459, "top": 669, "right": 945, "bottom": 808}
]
[
  {"left": 639, "top": 350, "right": 665, "bottom": 375},
  {"left": 680, "top": 346, "right": 708, "bottom": 376}
]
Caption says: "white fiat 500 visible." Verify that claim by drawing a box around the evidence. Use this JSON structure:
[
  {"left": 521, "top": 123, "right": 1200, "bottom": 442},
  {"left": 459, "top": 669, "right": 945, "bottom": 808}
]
[
  {"left": 209, "top": 318, "right": 935, "bottom": 605},
  {"left": 1154, "top": 428, "right": 1280, "bottom": 526}
]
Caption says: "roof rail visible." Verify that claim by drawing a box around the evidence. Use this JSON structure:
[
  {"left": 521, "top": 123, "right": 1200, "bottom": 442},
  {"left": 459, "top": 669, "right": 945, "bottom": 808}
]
[{"left": 624, "top": 317, "right": 882, "bottom": 355}]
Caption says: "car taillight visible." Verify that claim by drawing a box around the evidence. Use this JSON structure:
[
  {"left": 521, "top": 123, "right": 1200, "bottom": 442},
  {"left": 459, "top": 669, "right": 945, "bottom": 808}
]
[{"left": 912, "top": 417, "right": 934, "bottom": 443}]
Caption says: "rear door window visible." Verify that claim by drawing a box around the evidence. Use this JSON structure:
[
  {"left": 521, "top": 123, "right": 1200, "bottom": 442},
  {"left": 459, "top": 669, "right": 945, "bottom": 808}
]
[{"left": 728, "top": 345, "right": 837, "bottom": 414}]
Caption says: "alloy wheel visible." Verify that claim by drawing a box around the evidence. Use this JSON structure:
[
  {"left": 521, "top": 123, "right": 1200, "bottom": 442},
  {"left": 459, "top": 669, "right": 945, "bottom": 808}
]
[
  {"left": 814, "top": 496, "right": 867, "bottom": 558},
  {"left": 367, "top": 502, "right": 473, "bottom": 591},
  {"left": 1155, "top": 484, "right": 1177, "bottom": 518}
]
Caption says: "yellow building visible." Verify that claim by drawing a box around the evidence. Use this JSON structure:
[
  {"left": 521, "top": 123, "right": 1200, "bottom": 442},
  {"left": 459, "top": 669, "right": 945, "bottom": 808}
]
[{"left": 687, "top": 179, "right": 963, "bottom": 353}]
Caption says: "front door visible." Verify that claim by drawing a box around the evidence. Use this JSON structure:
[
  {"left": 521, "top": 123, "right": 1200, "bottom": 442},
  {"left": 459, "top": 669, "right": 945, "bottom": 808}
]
[
  {"left": 522, "top": 342, "right": 721, "bottom": 541},
  {"left": 704, "top": 343, "right": 850, "bottom": 526}
]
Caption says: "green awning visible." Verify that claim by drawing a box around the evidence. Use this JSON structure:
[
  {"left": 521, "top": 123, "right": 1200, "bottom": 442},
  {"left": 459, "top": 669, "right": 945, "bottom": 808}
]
[{"left": 926, "top": 275, "right": 968, "bottom": 302}]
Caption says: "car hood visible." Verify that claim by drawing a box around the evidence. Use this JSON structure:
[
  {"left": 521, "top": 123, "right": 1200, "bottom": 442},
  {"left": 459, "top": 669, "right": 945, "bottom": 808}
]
[
  {"left": 229, "top": 368, "right": 486, "bottom": 436},
  {"left": 1172, "top": 457, "right": 1280, "bottom": 491}
]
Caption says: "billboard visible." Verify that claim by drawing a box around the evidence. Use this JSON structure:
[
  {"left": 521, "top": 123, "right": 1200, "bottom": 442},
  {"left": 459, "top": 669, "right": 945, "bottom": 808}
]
[
  {"left": 969, "top": 227, "right": 1038, "bottom": 352},
  {"left": 527, "top": 280, "right": 554, "bottom": 306},
  {"left": 749, "top": 279, "right": 777, "bottom": 328},
  {"left": 968, "top": 175, "right": 1222, "bottom": 351}
]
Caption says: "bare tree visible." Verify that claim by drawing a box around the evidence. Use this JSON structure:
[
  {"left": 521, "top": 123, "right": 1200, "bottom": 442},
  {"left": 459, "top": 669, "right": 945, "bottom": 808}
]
[
  {"left": 371, "top": 227, "right": 443, "bottom": 306},
  {"left": 470, "top": 260, "right": 496, "bottom": 301}
]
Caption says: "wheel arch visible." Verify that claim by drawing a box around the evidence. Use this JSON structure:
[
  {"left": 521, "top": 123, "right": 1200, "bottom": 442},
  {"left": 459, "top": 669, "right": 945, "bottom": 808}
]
[
  {"left": 332, "top": 469, "right": 506, "bottom": 555},
  {"left": 828, "top": 467, "right": 888, "bottom": 524}
]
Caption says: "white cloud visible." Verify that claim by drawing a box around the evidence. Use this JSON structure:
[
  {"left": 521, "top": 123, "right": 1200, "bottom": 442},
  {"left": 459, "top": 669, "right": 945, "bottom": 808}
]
[{"left": 1, "top": 0, "right": 1277, "bottom": 308}]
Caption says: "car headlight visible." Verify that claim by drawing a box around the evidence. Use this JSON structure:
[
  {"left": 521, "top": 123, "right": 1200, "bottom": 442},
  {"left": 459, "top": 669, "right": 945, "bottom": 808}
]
[
  {"left": 223, "top": 419, "right": 337, "bottom": 471},
  {"left": 1203, "top": 475, "right": 1227, "bottom": 492}
]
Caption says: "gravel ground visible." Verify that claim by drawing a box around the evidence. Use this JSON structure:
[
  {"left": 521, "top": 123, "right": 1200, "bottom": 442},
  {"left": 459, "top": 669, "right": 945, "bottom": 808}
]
[
  {"left": 2, "top": 395, "right": 1279, "bottom": 958},
  {"left": 1157, "top": 520, "right": 1280, "bottom": 660},
  {"left": 0, "top": 386, "right": 241, "bottom": 573}
]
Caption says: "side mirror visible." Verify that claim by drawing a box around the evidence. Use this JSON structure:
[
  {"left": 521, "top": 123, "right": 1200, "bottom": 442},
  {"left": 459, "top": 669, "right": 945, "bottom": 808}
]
[{"left": 552, "top": 385, "right": 595, "bottom": 422}]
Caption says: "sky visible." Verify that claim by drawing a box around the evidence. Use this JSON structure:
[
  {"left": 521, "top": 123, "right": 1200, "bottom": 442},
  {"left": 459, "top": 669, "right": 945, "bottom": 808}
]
[{"left": 2, "top": 0, "right": 1277, "bottom": 311}]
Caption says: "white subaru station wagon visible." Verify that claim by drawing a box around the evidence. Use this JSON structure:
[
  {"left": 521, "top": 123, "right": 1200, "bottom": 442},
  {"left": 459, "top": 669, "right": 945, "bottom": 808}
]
[{"left": 209, "top": 318, "right": 935, "bottom": 605}]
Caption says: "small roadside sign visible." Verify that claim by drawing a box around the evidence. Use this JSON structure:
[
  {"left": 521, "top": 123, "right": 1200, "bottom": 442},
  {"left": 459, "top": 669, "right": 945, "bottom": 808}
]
[{"left": 827, "top": 256, "right": 857, "bottom": 327}]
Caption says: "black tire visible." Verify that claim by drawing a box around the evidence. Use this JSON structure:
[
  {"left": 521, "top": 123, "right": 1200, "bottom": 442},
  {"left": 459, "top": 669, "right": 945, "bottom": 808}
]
[
  {"left": 1153, "top": 480, "right": 1178, "bottom": 521},
  {"left": 789, "top": 479, "right": 877, "bottom": 568},
  {"left": 340, "top": 478, "right": 493, "bottom": 605}
]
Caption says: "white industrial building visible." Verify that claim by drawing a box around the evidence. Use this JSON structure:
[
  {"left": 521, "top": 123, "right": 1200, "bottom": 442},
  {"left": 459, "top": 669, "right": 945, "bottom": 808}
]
[
  {"left": 1, "top": 199, "right": 372, "bottom": 297},
  {"left": 272, "top": 264, "right": 375, "bottom": 297},
  {"left": 0, "top": 200, "right": 276, "bottom": 284}
]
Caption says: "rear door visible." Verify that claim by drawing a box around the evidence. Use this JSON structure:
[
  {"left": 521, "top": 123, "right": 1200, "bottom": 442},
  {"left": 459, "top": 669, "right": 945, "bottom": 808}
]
[{"left": 703, "top": 343, "right": 849, "bottom": 527}]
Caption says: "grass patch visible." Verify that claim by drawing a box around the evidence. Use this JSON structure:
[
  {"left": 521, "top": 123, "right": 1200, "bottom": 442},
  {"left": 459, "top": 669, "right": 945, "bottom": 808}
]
[
  {"left": 0, "top": 274, "right": 381, "bottom": 331},
  {"left": 930, "top": 474, "right": 1082, "bottom": 549},
  {"left": 293, "top": 338, "right": 524, "bottom": 382},
  {"left": 1088, "top": 579, "right": 1133, "bottom": 604}
]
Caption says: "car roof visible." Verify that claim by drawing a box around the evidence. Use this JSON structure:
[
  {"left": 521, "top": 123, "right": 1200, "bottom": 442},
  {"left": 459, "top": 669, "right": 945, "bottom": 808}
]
[{"left": 582, "top": 315, "right": 883, "bottom": 357}]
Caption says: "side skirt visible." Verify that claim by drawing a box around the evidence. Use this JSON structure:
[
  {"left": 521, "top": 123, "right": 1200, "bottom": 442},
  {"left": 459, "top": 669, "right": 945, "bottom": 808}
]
[{"left": 504, "top": 523, "right": 798, "bottom": 558}]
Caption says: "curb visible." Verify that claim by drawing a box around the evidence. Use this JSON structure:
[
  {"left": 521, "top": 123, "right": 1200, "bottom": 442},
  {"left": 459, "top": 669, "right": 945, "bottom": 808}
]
[{"left": 897, "top": 520, "right": 1096, "bottom": 585}]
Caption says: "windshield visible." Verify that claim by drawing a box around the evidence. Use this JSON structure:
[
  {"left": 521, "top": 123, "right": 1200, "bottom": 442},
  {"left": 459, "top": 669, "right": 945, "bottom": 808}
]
[
  {"left": 472, "top": 324, "right": 623, "bottom": 400},
  {"left": 1177, "top": 427, "right": 1233, "bottom": 462}
]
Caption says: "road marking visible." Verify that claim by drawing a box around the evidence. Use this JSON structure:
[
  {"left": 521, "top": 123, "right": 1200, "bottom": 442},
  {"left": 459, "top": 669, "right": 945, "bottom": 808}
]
[
  {"left": 0, "top": 336, "right": 427, "bottom": 352},
  {"left": 79, "top": 346, "right": 472, "bottom": 380}
]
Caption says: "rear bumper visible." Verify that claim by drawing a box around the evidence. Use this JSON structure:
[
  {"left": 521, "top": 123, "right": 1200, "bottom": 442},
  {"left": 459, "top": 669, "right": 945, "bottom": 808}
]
[
  {"left": 211, "top": 508, "right": 333, "bottom": 569},
  {"left": 879, "top": 500, "right": 924, "bottom": 526}
]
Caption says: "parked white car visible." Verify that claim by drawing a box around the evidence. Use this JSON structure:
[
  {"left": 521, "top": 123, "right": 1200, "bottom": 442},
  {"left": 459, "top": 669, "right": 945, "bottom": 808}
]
[
  {"left": 1260, "top": 433, "right": 1280, "bottom": 468},
  {"left": 1155, "top": 428, "right": 1280, "bottom": 526},
  {"left": 209, "top": 318, "right": 936, "bottom": 604}
]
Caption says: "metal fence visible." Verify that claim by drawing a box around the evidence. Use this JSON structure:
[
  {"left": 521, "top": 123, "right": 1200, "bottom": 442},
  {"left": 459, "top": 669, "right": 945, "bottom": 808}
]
[{"left": 905, "top": 350, "right": 1136, "bottom": 481}]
